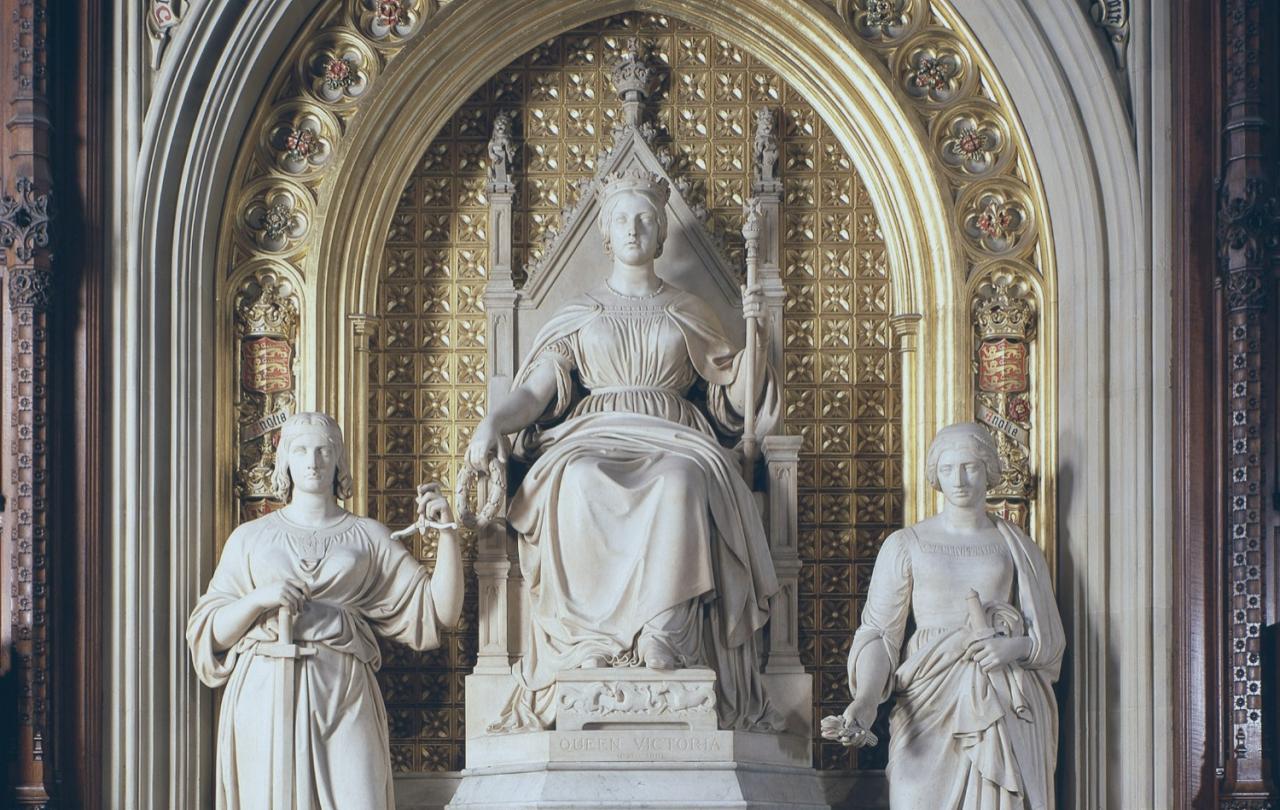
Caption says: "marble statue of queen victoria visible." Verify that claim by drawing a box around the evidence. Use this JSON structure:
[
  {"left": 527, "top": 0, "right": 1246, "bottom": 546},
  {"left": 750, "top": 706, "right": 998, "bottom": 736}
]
[{"left": 468, "top": 168, "right": 784, "bottom": 732}]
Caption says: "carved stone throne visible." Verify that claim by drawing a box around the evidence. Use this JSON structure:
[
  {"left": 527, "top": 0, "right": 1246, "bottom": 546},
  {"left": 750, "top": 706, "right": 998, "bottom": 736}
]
[{"left": 449, "top": 44, "right": 824, "bottom": 810}]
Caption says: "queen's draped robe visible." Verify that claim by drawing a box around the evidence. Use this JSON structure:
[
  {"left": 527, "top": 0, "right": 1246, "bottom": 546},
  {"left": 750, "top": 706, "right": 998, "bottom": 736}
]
[
  {"left": 496, "top": 283, "right": 782, "bottom": 731},
  {"left": 848, "top": 518, "right": 1065, "bottom": 810},
  {"left": 187, "top": 512, "right": 441, "bottom": 810}
]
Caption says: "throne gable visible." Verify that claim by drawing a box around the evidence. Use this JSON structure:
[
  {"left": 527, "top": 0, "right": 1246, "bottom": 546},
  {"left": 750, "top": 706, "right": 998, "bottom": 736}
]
[{"left": 515, "top": 128, "right": 746, "bottom": 348}]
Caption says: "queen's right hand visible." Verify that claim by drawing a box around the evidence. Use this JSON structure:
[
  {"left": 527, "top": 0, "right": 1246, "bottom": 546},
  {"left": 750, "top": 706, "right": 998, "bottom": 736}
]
[{"left": 465, "top": 419, "right": 508, "bottom": 472}]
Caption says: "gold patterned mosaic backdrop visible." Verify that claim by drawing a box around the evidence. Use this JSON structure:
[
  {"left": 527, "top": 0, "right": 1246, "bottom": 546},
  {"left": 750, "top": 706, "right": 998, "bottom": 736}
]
[{"left": 367, "top": 12, "right": 901, "bottom": 773}]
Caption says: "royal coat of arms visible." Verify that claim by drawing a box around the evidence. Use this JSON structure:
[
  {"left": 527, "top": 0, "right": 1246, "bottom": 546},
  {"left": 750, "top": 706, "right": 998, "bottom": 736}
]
[
  {"left": 978, "top": 339, "right": 1028, "bottom": 393},
  {"left": 241, "top": 337, "right": 294, "bottom": 394}
]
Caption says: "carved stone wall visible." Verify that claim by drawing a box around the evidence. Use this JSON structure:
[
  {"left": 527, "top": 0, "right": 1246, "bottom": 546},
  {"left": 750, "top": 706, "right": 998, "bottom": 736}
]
[{"left": 367, "top": 12, "right": 902, "bottom": 774}]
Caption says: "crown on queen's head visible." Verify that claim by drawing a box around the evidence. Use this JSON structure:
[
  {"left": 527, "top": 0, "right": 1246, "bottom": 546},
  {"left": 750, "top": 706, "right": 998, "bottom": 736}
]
[{"left": 596, "top": 168, "right": 671, "bottom": 206}]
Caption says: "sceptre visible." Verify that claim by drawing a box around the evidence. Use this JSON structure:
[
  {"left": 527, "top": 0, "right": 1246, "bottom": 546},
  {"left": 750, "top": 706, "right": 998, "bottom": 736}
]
[{"left": 741, "top": 198, "right": 764, "bottom": 480}]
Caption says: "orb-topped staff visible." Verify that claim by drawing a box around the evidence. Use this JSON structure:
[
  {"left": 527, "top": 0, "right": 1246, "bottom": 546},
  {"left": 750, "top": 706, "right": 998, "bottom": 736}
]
[{"left": 741, "top": 197, "right": 765, "bottom": 479}]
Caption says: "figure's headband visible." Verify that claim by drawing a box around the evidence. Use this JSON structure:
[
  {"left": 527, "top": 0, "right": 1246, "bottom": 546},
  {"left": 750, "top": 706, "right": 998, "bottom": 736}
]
[{"left": 597, "top": 168, "right": 670, "bottom": 208}]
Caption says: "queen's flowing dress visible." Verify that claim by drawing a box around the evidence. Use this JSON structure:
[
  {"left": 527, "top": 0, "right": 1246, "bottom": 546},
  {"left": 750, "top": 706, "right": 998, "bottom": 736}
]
[
  {"left": 187, "top": 511, "right": 442, "bottom": 810},
  {"left": 496, "top": 282, "right": 782, "bottom": 731},
  {"left": 848, "top": 518, "right": 1064, "bottom": 810}
]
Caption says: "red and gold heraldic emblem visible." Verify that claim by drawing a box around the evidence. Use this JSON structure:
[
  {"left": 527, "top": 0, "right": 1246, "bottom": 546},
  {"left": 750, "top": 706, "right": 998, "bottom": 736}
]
[
  {"left": 978, "top": 339, "right": 1028, "bottom": 393},
  {"left": 242, "top": 499, "right": 284, "bottom": 522},
  {"left": 242, "top": 337, "right": 294, "bottom": 394}
]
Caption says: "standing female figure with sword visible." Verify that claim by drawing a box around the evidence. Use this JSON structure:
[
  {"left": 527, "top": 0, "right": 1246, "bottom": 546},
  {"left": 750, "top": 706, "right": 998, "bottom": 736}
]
[{"left": 187, "top": 412, "right": 464, "bottom": 810}]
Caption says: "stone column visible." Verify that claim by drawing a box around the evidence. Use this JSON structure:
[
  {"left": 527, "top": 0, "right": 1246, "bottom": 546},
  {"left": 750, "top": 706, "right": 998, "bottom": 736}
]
[
  {"left": 475, "top": 160, "right": 519, "bottom": 672},
  {"left": 762, "top": 435, "right": 803, "bottom": 674}
]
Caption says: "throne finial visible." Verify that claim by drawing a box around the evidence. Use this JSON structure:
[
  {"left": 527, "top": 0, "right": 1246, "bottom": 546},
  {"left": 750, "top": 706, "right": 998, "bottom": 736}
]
[{"left": 610, "top": 38, "right": 657, "bottom": 130}]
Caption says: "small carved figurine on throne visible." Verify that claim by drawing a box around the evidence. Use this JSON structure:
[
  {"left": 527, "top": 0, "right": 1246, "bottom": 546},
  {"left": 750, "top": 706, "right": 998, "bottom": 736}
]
[
  {"left": 187, "top": 412, "right": 464, "bottom": 810},
  {"left": 824, "top": 423, "right": 1064, "bottom": 810},
  {"left": 487, "top": 110, "right": 517, "bottom": 186},
  {"left": 752, "top": 107, "right": 779, "bottom": 185},
  {"left": 468, "top": 168, "right": 784, "bottom": 732}
]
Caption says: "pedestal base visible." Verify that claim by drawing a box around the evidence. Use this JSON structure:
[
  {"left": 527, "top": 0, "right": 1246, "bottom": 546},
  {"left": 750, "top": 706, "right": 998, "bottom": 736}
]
[
  {"left": 447, "top": 733, "right": 828, "bottom": 809},
  {"left": 451, "top": 668, "right": 827, "bottom": 809}
]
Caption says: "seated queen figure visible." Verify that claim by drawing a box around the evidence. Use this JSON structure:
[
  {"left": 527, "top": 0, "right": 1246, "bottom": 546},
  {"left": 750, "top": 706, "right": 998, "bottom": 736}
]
[{"left": 468, "top": 169, "right": 782, "bottom": 731}]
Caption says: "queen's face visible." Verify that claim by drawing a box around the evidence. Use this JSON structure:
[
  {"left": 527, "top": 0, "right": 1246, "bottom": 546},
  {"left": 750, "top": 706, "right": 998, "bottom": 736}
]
[
  {"left": 935, "top": 446, "right": 989, "bottom": 508},
  {"left": 287, "top": 428, "right": 339, "bottom": 497},
  {"left": 607, "top": 193, "right": 661, "bottom": 266}
]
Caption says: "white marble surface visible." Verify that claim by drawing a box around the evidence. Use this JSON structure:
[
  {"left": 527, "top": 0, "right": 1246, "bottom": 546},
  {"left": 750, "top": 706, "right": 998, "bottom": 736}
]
[
  {"left": 186, "top": 413, "right": 463, "bottom": 810},
  {"left": 469, "top": 170, "right": 783, "bottom": 734},
  {"left": 834, "top": 424, "right": 1064, "bottom": 809},
  {"left": 555, "top": 667, "right": 719, "bottom": 732}
]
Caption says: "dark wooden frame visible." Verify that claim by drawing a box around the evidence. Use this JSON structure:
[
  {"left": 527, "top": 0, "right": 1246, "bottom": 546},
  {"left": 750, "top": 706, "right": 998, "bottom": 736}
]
[
  {"left": 1, "top": 0, "right": 107, "bottom": 806},
  {"left": 1174, "top": 0, "right": 1280, "bottom": 807},
  {"left": 1171, "top": 0, "right": 1223, "bottom": 805}
]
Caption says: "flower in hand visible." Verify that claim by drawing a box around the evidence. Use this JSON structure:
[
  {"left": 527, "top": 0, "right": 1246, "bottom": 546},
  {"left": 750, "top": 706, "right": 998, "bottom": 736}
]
[{"left": 820, "top": 702, "right": 879, "bottom": 748}]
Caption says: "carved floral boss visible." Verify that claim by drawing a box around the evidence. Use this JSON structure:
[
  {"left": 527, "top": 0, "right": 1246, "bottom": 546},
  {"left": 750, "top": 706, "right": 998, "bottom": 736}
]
[
  {"left": 851, "top": 0, "right": 915, "bottom": 42},
  {"left": 937, "top": 107, "right": 1007, "bottom": 177},
  {"left": 310, "top": 44, "right": 370, "bottom": 103},
  {"left": 244, "top": 188, "right": 309, "bottom": 252},
  {"left": 268, "top": 109, "right": 335, "bottom": 175},
  {"left": 901, "top": 43, "right": 966, "bottom": 103},
  {"left": 361, "top": 0, "right": 419, "bottom": 41},
  {"left": 962, "top": 189, "right": 1031, "bottom": 255}
]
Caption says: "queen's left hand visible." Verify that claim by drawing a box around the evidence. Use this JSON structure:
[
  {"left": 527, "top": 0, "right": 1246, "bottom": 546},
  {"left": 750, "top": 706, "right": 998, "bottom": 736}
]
[{"left": 741, "top": 283, "right": 769, "bottom": 339}]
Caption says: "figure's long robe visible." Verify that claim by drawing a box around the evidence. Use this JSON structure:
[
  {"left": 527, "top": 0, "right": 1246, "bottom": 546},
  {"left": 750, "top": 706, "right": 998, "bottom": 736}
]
[
  {"left": 847, "top": 519, "right": 1064, "bottom": 810},
  {"left": 496, "top": 285, "right": 782, "bottom": 731},
  {"left": 187, "top": 512, "right": 440, "bottom": 810}
]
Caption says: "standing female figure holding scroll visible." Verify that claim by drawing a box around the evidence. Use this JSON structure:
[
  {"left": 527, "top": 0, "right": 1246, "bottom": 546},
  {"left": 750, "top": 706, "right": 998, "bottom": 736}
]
[{"left": 831, "top": 423, "right": 1064, "bottom": 809}]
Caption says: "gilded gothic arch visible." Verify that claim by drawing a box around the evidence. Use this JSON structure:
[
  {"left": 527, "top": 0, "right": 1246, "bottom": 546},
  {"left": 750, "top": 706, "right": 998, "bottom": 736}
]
[{"left": 111, "top": 0, "right": 1159, "bottom": 807}]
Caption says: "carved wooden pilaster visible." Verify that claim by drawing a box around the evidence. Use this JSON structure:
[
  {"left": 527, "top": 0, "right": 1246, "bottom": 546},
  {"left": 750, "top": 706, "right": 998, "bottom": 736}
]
[
  {"left": 1, "top": 177, "right": 54, "bottom": 810},
  {"left": 3, "top": 0, "right": 55, "bottom": 803},
  {"left": 1217, "top": 0, "right": 1279, "bottom": 801}
]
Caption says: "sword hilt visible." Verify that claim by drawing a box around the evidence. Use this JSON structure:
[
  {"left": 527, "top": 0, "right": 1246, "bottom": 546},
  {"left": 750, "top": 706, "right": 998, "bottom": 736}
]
[
  {"left": 258, "top": 606, "right": 316, "bottom": 660},
  {"left": 278, "top": 605, "right": 293, "bottom": 645}
]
